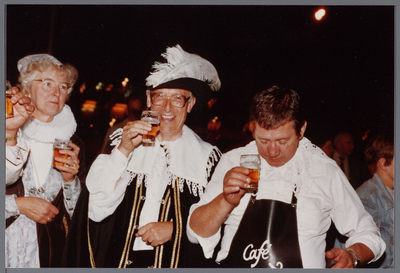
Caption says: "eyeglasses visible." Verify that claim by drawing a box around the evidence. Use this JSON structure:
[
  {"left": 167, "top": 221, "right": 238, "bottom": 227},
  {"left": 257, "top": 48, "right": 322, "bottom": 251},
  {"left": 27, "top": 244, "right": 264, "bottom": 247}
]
[
  {"left": 33, "top": 79, "right": 72, "bottom": 95},
  {"left": 150, "top": 92, "right": 191, "bottom": 108}
]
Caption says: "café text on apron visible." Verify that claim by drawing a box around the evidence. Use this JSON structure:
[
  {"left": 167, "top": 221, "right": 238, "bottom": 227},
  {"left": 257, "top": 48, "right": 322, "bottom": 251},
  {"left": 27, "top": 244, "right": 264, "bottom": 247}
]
[{"left": 220, "top": 187, "right": 303, "bottom": 268}]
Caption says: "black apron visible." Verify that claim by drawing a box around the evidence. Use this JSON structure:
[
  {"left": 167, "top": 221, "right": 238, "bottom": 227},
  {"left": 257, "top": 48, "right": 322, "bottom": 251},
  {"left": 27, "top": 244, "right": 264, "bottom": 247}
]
[{"left": 220, "top": 190, "right": 303, "bottom": 268}]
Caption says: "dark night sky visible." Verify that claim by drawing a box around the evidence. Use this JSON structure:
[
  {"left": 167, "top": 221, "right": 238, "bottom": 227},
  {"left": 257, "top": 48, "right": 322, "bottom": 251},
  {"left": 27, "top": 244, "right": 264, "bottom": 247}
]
[{"left": 6, "top": 4, "right": 394, "bottom": 156}]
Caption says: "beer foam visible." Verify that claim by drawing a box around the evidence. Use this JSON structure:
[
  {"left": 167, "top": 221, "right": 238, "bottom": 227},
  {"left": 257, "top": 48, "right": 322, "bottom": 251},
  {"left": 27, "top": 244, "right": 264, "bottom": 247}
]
[
  {"left": 142, "top": 117, "right": 160, "bottom": 124},
  {"left": 54, "top": 145, "right": 72, "bottom": 149},
  {"left": 240, "top": 163, "right": 260, "bottom": 169}
]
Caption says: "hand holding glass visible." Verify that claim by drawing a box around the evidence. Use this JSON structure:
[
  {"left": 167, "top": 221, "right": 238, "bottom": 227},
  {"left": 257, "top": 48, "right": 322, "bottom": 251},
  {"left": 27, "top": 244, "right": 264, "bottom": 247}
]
[
  {"left": 141, "top": 110, "right": 160, "bottom": 145},
  {"left": 6, "top": 80, "right": 14, "bottom": 118},
  {"left": 240, "top": 154, "right": 261, "bottom": 191},
  {"left": 53, "top": 139, "right": 71, "bottom": 167}
]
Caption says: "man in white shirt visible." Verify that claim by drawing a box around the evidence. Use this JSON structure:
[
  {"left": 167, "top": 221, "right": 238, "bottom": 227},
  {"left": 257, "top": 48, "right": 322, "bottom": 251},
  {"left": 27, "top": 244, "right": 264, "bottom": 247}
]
[
  {"left": 187, "top": 86, "right": 385, "bottom": 268},
  {"left": 333, "top": 132, "right": 363, "bottom": 189},
  {"left": 63, "top": 45, "right": 222, "bottom": 268}
]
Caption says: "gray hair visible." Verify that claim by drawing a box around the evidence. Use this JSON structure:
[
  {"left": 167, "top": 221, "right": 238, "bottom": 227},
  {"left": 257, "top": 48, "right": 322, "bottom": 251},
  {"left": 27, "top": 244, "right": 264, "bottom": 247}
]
[{"left": 17, "top": 54, "right": 78, "bottom": 95}]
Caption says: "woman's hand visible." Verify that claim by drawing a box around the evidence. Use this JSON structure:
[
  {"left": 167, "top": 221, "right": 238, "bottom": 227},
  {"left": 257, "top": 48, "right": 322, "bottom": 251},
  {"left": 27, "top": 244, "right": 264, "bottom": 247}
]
[
  {"left": 6, "top": 86, "right": 35, "bottom": 137},
  {"left": 54, "top": 142, "right": 80, "bottom": 182},
  {"left": 15, "top": 196, "right": 59, "bottom": 224}
]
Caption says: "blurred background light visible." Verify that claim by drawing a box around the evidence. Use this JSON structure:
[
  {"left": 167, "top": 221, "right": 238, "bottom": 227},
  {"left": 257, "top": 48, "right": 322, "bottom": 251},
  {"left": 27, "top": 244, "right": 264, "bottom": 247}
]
[{"left": 315, "top": 8, "right": 326, "bottom": 20}]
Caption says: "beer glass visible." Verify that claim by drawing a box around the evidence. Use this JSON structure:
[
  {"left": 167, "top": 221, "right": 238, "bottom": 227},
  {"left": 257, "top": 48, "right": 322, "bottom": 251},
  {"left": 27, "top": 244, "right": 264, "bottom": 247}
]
[
  {"left": 240, "top": 154, "right": 261, "bottom": 191},
  {"left": 53, "top": 139, "right": 71, "bottom": 167},
  {"left": 141, "top": 110, "right": 160, "bottom": 145},
  {"left": 6, "top": 80, "right": 13, "bottom": 118}
]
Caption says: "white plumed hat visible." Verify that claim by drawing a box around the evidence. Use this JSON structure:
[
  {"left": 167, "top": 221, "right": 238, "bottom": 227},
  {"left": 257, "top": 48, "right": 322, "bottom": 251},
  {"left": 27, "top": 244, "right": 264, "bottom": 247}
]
[{"left": 145, "top": 45, "right": 221, "bottom": 101}]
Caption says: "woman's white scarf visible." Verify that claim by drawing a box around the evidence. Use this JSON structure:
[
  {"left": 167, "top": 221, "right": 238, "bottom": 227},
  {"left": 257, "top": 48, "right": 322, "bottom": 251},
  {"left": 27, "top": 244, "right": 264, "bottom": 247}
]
[{"left": 21, "top": 104, "right": 77, "bottom": 143}]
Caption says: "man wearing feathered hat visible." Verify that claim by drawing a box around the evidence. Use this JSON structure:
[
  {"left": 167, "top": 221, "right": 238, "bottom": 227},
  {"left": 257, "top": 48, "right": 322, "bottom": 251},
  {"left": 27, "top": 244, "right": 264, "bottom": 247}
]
[{"left": 63, "top": 45, "right": 222, "bottom": 268}]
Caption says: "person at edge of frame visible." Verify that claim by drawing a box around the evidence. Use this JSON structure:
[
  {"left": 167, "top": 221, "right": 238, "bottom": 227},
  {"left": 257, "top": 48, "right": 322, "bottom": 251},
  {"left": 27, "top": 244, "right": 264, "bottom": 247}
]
[
  {"left": 5, "top": 54, "right": 85, "bottom": 268},
  {"left": 356, "top": 131, "right": 394, "bottom": 268}
]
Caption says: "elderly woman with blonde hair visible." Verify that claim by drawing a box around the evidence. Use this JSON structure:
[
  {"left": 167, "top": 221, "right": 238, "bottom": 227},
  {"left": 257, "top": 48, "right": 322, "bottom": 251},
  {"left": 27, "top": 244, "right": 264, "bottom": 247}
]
[{"left": 5, "top": 54, "right": 84, "bottom": 268}]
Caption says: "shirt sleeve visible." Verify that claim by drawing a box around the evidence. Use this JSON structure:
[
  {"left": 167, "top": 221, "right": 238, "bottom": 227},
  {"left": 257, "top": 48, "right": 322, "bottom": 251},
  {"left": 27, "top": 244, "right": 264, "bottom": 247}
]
[
  {"left": 87, "top": 147, "right": 132, "bottom": 222},
  {"left": 186, "top": 154, "right": 230, "bottom": 259},
  {"left": 329, "top": 169, "right": 386, "bottom": 263},
  {"left": 5, "top": 194, "right": 20, "bottom": 219},
  {"left": 6, "top": 134, "right": 30, "bottom": 186}
]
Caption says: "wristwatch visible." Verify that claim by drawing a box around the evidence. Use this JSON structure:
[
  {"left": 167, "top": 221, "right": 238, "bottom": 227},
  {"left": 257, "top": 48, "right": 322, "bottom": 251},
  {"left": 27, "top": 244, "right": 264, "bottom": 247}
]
[{"left": 346, "top": 249, "right": 360, "bottom": 268}]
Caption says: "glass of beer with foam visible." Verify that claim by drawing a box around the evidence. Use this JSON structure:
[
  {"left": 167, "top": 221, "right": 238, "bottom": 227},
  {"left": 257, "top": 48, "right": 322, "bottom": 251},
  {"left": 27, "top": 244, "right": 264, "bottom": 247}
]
[
  {"left": 53, "top": 138, "right": 71, "bottom": 167},
  {"left": 141, "top": 110, "right": 160, "bottom": 146},
  {"left": 240, "top": 154, "right": 261, "bottom": 192}
]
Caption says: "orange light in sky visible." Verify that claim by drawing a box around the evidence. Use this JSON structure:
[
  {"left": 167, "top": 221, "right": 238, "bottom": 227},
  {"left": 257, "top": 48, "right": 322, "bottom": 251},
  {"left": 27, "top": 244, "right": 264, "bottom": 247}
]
[{"left": 315, "top": 8, "right": 326, "bottom": 21}]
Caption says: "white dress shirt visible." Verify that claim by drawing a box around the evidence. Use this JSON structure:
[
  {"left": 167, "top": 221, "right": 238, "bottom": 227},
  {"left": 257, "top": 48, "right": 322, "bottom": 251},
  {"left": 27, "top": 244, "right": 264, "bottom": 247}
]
[
  {"left": 333, "top": 151, "right": 349, "bottom": 179},
  {"left": 187, "top": 138, "right": 386, "bottom": 268}
]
